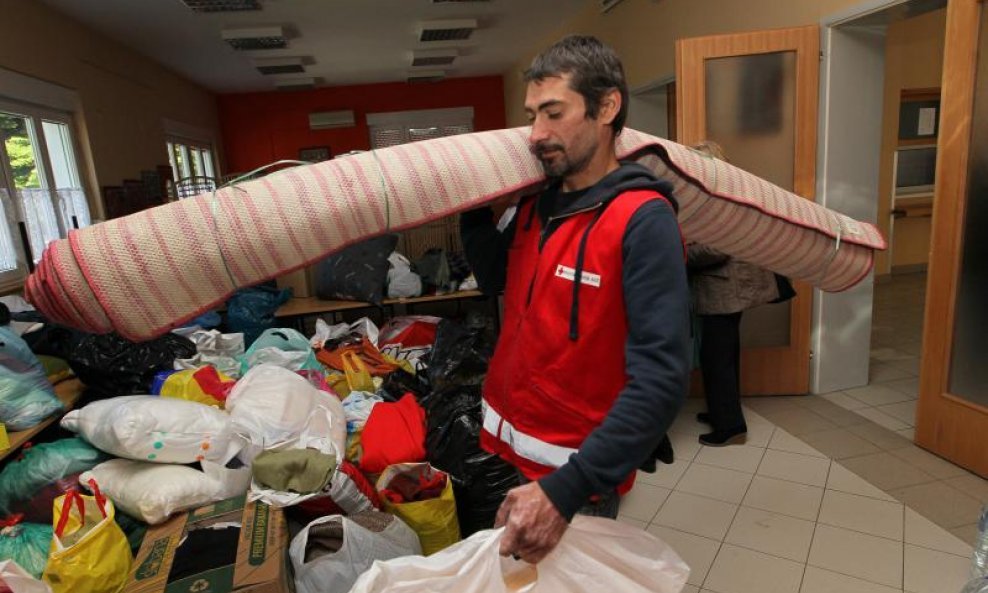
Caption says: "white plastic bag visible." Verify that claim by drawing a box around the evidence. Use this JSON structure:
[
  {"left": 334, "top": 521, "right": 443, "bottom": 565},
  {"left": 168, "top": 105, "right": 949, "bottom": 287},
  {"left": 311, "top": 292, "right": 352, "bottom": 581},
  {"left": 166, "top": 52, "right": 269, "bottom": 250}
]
[
  {"left": 350, "top": 516, "right": 690, "bottom": 593},
  {"left": 386, "top": 253, "right": 422, "bottom": 299},
  {"left": 79, "top": 458, "right": 250, "bottom": 525},
  {"left": 0, "top": 559, "right": 53, "bottom": 593},
  {"left": 290, "top": 512, "right": 422, "bottom": 593},
  {"left": 174, "top": 329, "right": 245, "bottom": 378},
  {"left": 341, "top": 391, "right": 382, "bottom": 433},
  {"left": 61, "top": 396, "right": 234, "bottom": 464},
  {"left": 310, "top": 317, "right": 380, "bottom": 349}
]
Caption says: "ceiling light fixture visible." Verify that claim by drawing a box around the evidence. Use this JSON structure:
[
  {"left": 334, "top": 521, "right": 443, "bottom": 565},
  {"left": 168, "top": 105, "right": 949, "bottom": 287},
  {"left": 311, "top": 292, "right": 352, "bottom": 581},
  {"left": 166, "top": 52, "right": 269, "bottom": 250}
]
[
  {"left": 253, "top": 57, "right": 306, "bottom": 75},
  {"left": 411, "top": 49, "right": 459, "bottom": 67},
  {"left": 221, "top": 26, "right": 287, "bottom": 50},
  {"left": 418, "top": 19, "right": 478, "bottom": 42}
]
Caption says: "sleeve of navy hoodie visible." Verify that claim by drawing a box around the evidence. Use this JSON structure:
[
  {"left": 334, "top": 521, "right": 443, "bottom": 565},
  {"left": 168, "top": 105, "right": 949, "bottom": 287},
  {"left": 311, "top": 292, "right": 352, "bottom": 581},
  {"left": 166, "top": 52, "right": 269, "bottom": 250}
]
[
  {"left": 459, "top": 206, "right": 516, "bottom": 296},
  {"left": 539, "top": 198, "right": 692, "bottom": 520}
]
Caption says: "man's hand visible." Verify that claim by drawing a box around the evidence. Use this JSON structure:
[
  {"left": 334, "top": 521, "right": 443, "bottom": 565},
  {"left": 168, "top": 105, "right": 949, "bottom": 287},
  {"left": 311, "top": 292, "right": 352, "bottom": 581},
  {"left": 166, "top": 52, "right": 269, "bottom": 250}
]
[{"left": 495, "top": 481, "right": 568, "bottom": 564}]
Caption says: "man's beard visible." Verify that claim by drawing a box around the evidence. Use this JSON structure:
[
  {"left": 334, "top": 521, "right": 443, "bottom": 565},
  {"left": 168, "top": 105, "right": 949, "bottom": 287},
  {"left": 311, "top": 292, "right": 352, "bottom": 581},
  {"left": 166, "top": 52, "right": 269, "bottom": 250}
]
[{"left": 533, "top": 139, "right": 596, "bottom": 179}]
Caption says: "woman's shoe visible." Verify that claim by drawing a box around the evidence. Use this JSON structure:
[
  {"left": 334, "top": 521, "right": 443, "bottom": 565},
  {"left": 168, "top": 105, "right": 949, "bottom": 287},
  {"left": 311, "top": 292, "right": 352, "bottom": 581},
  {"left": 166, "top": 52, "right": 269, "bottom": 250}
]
[{"left": 699, "top": 428, "right": 747, "bottom": 447}]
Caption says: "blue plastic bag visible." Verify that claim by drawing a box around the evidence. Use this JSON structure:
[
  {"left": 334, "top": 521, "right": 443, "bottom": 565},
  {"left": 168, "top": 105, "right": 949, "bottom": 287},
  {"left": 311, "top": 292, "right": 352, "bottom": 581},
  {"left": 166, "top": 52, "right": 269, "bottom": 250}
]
[
  {"left": 0, "top": 521, "right": 53, "bottom": 579},
  {"left": 225, "top": 286, "right": 292, "bottom": 348},
  {"left": 239, "top": 327, "right": 321, "bottom": 374},
  {"left": 0, "top": 326, "right": 62, "bottom": 431}
]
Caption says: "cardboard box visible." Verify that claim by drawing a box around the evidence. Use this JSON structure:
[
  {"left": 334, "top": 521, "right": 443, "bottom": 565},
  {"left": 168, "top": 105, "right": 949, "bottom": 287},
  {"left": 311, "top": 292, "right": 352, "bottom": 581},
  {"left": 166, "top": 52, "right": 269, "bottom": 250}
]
[{"left": 125, "top": 496, "right": 290, "bottom": 593}]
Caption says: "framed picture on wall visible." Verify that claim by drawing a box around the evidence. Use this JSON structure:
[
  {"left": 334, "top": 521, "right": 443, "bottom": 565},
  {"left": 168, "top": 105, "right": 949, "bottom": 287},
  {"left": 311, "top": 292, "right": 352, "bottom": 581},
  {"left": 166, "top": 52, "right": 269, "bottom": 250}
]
[{"left": 299, "top": 146, "right": 331, "bottom": 162}]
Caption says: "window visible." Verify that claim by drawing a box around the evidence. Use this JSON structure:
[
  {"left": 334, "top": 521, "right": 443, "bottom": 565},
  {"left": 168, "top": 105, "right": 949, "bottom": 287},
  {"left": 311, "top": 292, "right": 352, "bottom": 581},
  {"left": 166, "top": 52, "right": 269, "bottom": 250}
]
[
  {"left": 166, "top": 138, "right": 216, "bottom": 182},
  {"left": 0, "top": 100, "right": 92, "bottom": 287}
]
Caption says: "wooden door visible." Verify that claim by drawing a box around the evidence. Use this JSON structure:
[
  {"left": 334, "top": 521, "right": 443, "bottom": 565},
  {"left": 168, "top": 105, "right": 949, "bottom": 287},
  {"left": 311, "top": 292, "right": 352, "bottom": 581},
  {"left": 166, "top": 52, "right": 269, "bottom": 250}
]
[
  {"left": 915, "top": 0, "right": 988, "bottom": 477},
  {"left": 675, "top": 26, "right": 819, "bottom": 395}
]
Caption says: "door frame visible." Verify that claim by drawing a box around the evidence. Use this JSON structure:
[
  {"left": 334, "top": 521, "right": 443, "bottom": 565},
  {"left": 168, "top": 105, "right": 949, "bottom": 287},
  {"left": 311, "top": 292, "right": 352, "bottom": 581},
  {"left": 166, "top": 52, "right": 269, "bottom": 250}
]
[
  {"left": 675, "top": 25, "right": 819, "bottom": 395},
  {"left": 915, "top": 0, "right": 988, "bottom": 477}
]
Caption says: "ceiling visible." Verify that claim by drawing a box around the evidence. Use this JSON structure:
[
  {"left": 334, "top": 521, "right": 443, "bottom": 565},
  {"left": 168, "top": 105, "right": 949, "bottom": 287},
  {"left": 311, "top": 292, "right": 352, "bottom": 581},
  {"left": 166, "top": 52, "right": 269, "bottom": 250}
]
[{"left": 39, "top": 0, "right": 590, "bottom": 93}]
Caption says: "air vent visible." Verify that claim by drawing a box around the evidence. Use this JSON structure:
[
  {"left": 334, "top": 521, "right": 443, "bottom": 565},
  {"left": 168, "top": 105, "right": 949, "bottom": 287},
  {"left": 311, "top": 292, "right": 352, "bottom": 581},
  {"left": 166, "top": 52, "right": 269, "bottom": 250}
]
[
  {"left": 276, "top": 77, "right": 317, "bottom": 91},
  {"left": 411, "top": 49, "right": 458, "bottom": 67},
  {"left": 253, "top": 57, "right": 306, "bottom": 75},
  {"left": 221, "top": 26, "right": 287, "bottom": 50},
  {"left": 182, "top": 0, "right": 261, "bottom": 11},
  {"left": 418, "top": 19, "right": 477, "bottom": 42},
  {"left": 407, "top": 70, "right": 446, "bottom": 83},
  {"left": 309, "top": 111, "right": 356, "bottom": 129}
]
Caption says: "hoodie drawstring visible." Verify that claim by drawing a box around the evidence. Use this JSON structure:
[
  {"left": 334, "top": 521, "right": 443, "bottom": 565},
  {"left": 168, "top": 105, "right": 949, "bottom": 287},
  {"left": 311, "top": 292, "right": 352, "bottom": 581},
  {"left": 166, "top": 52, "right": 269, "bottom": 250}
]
[{"left": 569, "top": 208, "right": 606, "bottom": 341}]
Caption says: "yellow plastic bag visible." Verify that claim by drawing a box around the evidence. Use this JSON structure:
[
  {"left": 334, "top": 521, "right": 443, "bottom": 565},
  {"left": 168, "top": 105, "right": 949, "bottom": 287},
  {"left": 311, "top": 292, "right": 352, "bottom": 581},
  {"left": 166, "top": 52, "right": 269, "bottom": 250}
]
[
  {"left": 159, "top": 366, "right": 234, "bottom": 408},
  {"left": 342, "top": 351, "right": 375, "bottom": 393},
  {"left": 42, "top": 480, "right": 132, "bottom": 593},
  {"left": 326, "top": 372, "right": 351, "bottom": 398},
  {"left": 377, "top": 463, "right": 460, "bottom": 555}
]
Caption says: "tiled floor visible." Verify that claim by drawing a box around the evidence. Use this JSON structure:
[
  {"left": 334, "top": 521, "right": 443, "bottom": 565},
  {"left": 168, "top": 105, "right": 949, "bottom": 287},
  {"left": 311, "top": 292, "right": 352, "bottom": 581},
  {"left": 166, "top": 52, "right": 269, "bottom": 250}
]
[
  {"left": 619, "top": 400, "right": 974, "bottom": 593},
  {"left": 620, "top": 273, "right": 985, "bottom": 592}
]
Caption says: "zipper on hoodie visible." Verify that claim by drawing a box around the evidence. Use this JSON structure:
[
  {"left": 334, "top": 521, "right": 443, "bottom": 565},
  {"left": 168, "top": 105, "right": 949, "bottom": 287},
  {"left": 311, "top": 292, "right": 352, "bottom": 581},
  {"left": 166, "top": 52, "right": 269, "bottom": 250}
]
[{"left": 525, "top": 201, "right": 604, "bottom": 306}]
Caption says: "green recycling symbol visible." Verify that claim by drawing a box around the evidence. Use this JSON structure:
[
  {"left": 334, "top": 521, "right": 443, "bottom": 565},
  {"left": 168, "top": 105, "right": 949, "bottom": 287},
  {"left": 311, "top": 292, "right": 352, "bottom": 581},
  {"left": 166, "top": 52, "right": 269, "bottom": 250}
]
[{"left": 189, "top": 579, "right": 210, "bottom": 592}]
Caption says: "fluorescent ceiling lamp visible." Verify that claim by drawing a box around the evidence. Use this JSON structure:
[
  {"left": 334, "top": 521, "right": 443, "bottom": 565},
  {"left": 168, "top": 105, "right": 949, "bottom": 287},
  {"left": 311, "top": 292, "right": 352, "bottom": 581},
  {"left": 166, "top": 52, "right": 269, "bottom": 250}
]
[
  {"left": 253, "top": 57, "right": 306, "bottom": 75},
  {"left": 418, "top": 19, "right": 478, "bottom": 42},
  {"left": 221, "top": 26, "right": 287, "bottom": 50},
  {"left": 411, "top": 49, "right": 459, "bottom": 67}
]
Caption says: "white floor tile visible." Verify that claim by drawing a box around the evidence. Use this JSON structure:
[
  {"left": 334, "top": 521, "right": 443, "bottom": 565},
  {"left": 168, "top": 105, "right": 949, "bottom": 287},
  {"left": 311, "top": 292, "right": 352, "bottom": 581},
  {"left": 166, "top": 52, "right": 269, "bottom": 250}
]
[
  {"left": 854, "top": 407, "right": 910, "bottom": 432},
  {"left": 768, "top": 429, "right": 828, "bottom": 458},
  {"left": 903, "top": 544, "right": 970, "bottom": 593},
  {"left": 800, "top": 566, "right": 904, "bottom": 593},
  {"left": 826, "top": 463, "right": 898, "bottom": 502},
  {"left": 897, "top": 428, "right": 916, "bottom": 441},
  {"left": 904, "top": 509, "right": 973, "bottom": 557},
  {"left": 875, "top": 400, "right": 917, "bottom": 426},
  {"left": 744, "top": 414, "right": 776, "bottom": 448},
  {"left": 637, "top": 458, "right": 689, "bottom": 490},
  {"left": 704, "top": 544, "right": 804, "bottom": 593},
  {"left": 677, "top": 463, "right": 754, "bottom": 505},
  {"left": 694, "top": 443, "right": 766, "bottom": 474},
  {"left": 808, "top": 524, "right": 903, "bottom": 588},
  {"left": 820, "top": 391, "right": 869, "bottom": 411},
  {"left": 724, "top": 506, "right": 815, "bottom": 562},
  {"left": 681, "top": 586, "right": 700, "bottom": 593},
  {"left": 618, "top": 482, "right": 670, "bottom": 523},
  {"left": 845, "top": 384, "right": 915, "bottom": 407},
  {"left": 758, "top": 450, "right": 831, "bottom": 488},
  {"left": 669, "top": 429, "right": 703, "bottom": 462},
  {"left": 817, "top": 490, "right": 904, "bottom": 540},
  {"left": 647, "top": 524, "right": 721, "bottom": 587},
  {"left": 616, "top": 515, "right": 647, "bottom": 530},
  {"left": 743, "top": 475, "right": 825, "bottom": 521},
  {"left": 652, "top": 491, "right": 738, "bottom": 541}
]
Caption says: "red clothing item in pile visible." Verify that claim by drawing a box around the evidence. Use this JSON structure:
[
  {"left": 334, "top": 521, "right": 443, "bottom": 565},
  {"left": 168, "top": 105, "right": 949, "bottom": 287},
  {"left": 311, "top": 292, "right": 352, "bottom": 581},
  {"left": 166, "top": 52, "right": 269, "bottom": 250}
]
[
  {"left": 380, "top": 471, "right": 447, "bottom": 504},
  {"left": 359, "top": 393, "right": 427, "bottom": 474}
]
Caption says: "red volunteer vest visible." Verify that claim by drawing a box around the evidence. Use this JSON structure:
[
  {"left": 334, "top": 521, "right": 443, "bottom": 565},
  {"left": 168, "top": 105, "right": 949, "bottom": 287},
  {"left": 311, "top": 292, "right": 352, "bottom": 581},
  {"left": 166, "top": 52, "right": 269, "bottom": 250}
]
[{"left": 480, "top": 188, "right": 670, "bottom": 496}]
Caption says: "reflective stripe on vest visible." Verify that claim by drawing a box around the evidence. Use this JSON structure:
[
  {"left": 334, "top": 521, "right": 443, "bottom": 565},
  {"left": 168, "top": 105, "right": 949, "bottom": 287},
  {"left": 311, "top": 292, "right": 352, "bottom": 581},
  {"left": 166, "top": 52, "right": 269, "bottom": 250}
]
[{"left": 481, "top": 399, "right": 578, "bottom": 469}]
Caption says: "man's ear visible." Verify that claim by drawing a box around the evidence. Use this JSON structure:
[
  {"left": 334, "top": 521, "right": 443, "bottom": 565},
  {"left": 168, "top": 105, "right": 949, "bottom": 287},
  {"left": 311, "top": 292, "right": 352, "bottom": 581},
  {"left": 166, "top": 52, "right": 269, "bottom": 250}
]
[{"left": 597, "top": 88, "right": 621, "bottom": 126}]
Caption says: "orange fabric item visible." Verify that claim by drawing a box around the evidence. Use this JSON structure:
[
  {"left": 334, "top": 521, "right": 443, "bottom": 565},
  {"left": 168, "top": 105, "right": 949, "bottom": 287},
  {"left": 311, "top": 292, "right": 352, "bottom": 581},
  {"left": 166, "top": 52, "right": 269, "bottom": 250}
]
[
  {"left": 360, "top": 394, "right": 427, "bottom": 474},
  {"left": 317, "top": 337, "right": 399, "bottom": 377}
]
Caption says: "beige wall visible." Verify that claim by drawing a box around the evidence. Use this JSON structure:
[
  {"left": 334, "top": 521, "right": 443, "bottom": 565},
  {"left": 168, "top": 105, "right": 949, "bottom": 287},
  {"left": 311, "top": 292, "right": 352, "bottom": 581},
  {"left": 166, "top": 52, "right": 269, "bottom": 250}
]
[
  {"left": 503, "top": 0, "right": 868, "bottom": 126},
  {"left": 0, "top": 0, "right": 220, "bottom": 217},
  {"left": 877, "top": 9, "right": 946, "bottom": 273}
]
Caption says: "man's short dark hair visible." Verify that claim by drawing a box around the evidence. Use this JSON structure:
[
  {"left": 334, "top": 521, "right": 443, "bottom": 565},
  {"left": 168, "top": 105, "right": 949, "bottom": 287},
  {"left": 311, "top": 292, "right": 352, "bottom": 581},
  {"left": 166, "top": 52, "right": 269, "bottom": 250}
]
[{"left": 524, "top": 35, "right": 628, "bottom": 135}]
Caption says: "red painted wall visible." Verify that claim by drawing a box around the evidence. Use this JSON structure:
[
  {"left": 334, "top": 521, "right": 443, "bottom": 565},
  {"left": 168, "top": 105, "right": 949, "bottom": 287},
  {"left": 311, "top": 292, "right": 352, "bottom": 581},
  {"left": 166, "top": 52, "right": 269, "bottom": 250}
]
[{"left": 217, "top": 75, "right": 506, "bottom": 173}]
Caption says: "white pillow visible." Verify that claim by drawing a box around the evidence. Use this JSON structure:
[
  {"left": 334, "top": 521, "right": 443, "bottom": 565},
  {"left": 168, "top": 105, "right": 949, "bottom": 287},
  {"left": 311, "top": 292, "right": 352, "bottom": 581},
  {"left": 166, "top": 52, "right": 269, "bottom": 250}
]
[
  {"left": 80, "top": 459, "right": 249, "bottom": 525},
  {"left": 61, "top": 395, "right": 233, "bottom": 464}
]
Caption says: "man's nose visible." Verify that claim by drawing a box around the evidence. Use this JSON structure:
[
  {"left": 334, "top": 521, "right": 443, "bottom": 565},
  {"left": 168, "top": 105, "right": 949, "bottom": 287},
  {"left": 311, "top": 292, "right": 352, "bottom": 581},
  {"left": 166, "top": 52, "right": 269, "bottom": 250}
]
[{"left": 529, "top": 119, "right": 550, "bottom": 146}]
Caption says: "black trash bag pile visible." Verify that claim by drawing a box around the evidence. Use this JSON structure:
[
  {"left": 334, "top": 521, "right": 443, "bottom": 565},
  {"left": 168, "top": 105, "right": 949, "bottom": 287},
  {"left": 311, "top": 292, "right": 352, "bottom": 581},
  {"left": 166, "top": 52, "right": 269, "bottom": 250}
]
[
  {"left": 67, "top": 333, "right": 196, "bottom": 397},
  {"left": 421, "top": 315, "right": 518, "bottom": 536},
  {"left": 378, "top": 367, "right": 430, "bottom": 403}
]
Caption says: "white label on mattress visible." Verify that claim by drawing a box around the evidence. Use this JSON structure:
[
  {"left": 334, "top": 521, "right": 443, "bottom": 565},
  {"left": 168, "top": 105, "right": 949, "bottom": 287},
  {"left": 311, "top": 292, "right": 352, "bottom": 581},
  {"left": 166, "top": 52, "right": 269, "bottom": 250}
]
[
  {"left": 555, "top": 265, "right": 601, "bottom": 287},
  {"left": 843, "top": 219, "right": 863, "bottom": 236}
]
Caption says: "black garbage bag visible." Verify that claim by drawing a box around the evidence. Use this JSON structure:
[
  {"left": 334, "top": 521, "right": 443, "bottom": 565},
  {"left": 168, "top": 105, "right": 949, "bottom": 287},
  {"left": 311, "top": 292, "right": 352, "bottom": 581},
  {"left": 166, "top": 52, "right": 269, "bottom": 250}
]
[
  {"left": 377, "top": 367, "right": 430, "bottom": 403},
  {"left": 19, "top": 322, "right": 86, "bottom": 361},
  {"left": 424, "top": 314, "right": 495, "bottom": 395},
  {"left": 225, "top": 285, "right": 292, "bottom": 348},
  {"left": 424, "top": 385, "right": 519, "bottom": 537},
  {"left": 67, "top": 333, "right": 196, "bottom": 397}
]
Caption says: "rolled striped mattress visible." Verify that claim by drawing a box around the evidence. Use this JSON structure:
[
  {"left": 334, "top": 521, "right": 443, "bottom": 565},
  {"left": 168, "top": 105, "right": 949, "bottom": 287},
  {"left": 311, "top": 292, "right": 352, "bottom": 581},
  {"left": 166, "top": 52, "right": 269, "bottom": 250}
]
[{"left": 25, "top": 127, "right": 885, "bottom": 342}]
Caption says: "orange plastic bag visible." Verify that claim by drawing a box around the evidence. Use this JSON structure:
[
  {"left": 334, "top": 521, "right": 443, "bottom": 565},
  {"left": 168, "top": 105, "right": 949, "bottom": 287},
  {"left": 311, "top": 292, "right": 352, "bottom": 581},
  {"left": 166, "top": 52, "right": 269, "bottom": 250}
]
[{"left": 42, "top": 480, "right": 132, "bottom": 593}]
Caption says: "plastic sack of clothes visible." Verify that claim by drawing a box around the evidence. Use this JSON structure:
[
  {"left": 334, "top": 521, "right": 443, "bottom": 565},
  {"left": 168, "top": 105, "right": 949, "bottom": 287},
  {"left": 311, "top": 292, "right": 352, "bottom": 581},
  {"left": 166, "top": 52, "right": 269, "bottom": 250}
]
[
  {"left": 351, "top": 516, "right": 690, "bottom": 593},
  {"left": 425, "top": 386, "right": 519, "bottom": 537},
  {"left": 414, "top": 248, "right": 453, "bottom": 294},
  {"left": 173, "top": 329, "right": 245, "bottom": 378},
  {"left": 310, "top": 317, "right": 379, "bottom": 350},
  {"left": 377, "top": 463, "right": 460, "bottom": 556},
  {"left": 386, "top": 253, "right": 422, "bottom": 299},
  {"left": 42, "top": 482, "right": 132, "bottom": 593},
  {"left": 377, "top": 368, "right": 430, "bottom": 402},
  {"left": 377, "top": 316, "right": 440, "bottom": 370},
  {"left": 0, "top": 325, "right": 62, "bottom": 432},
  {"left": 360, "top": 394, "right": 427, "bottom": 475},
  {"left": 226, "top": 365, "right": 346, "bottom": 464},
  {"left": 66, "top": 332, "right": 196, "bottom": 397},
  {"left": 290, "top": 511, "right": 421, "bottom": 593},
  {"left": 61, "top": 396, "right": 235, "bottom": 464},
  {"left": 0, "top": 520, "right": 52, "bottom": 580},
  {"left": 315, "top": 235, "right": 398, "bottom": 306},
  {"left": 318, "top": 336, "right": 404, "bottom": 378},
  {"left": 239, "top": 328, "right": 322, "bottom": 375},
  {"left": 0, "top": 438, "right": 109, "bottom": 523},
  {"left": 0, "top": 559, "right": 53, "bottom": 593},
  {"left": 79, "top": 459, "right": 250, "bottom": 525},
  {"left": 225, "top": 285, "right": 292, "bottom": 348},
  {"left": 151, "top": 366, "right": 235, "bottom": 408},
  {"left": 424, "top": 316, "right": 495, "bottom": 395},
  {"left": 295, "top": 461, "right": 381, "bottom": 520}
]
